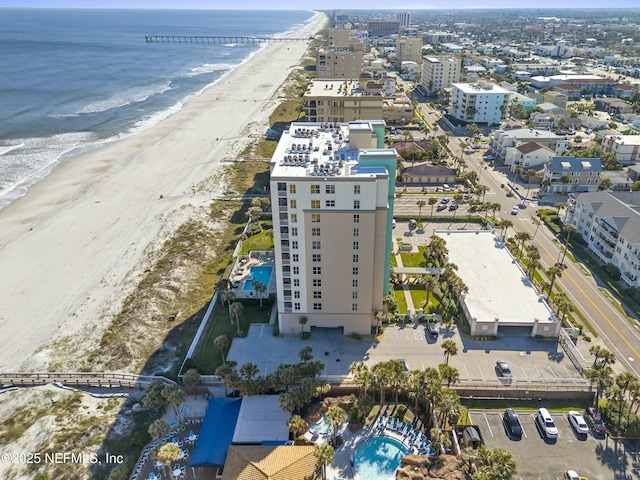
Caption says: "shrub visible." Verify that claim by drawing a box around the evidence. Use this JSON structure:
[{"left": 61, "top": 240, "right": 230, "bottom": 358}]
[
  {"left": 350, "top": 332, "right": 362, "bottom": 340},
  {"left": 246, "top": 222, "right": 263, "bottom": 237},
  {"left": 395, "top": 404, "right": 408, "bottom": 421},
  {"left": 603, "top": 263, "right": 621, "bottom": 280}
]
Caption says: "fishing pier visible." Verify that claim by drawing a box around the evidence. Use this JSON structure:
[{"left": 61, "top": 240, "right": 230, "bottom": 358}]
[{"left": 145, "top": 35, "right": 309, "bottom": 43}]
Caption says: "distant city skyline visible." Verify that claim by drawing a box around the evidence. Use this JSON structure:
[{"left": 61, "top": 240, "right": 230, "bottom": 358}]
[{"left": 0, "top": 0, "right": 638, "bottom": 9}]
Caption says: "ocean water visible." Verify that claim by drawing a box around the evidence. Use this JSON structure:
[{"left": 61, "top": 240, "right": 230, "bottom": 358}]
[{"left": 0, "top": 8, "right": 313, "bottom": 208}]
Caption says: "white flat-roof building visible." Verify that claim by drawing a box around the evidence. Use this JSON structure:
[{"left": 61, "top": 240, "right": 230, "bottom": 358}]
[
  {"left": 450, "top": 82, "right": 511, "bottom": 126},
  {"left": 420, "top": 55, "right": 461, "bottom": 95},
  {"left": 436, "top": 230, "right": 559, "bottom": 337},
  {"left": 489, "top": 128, "right": 568, "bottom": 168},
  {"left": 270, "top": 121, "right": 397, "bottom": 336}
]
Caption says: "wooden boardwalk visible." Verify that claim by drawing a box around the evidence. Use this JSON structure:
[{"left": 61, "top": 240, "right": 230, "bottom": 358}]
[
  {"left": 145, "top": 35, "right": 309, "bottom": 43},
  {"left": 0, "top": 372, "right": 175, "bottom": 389}
]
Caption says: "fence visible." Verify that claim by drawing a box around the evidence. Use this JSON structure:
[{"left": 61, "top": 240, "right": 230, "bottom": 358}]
[
  {"left": 0, "top": 372, "right": 175, "bottom": 389},
  {"left": 558, "top": 327, "right": 590, "bottom": 374}
]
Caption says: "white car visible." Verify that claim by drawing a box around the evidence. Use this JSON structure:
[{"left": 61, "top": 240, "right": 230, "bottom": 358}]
[
  {"left": 567, "top": 410, "right": 589, "bottom": 435},
  {"left": 565, "top": 470, "right": 580, "bottom": 480},
  {"left": 511, "top": 206, "right": 519, "bottom": 215},
  {"left": 536, "top": 408, "right": 558, "bottom": 438}
]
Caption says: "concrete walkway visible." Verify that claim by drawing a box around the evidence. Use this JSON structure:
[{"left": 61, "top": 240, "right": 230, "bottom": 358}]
[{"left": 392, "top": 236, "right": 416, "bottom": 314}]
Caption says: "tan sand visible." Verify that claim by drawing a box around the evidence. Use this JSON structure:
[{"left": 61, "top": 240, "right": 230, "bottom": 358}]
[{"left": 0, "top": 12, "right": 326, "bottom": 371}]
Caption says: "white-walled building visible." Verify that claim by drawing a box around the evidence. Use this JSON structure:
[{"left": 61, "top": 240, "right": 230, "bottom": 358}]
[
  {"left": 396, "top": 36, "right": 423, "bottom": 65},
  {"left": 601, "top": 135, "right": 640, "bottom": 164},
  {"left": 316, "top": 46, "right": 364, "bottom": 80},
  {"left": 420, "top": 55, "right": 461, "bottom": 95},
  {"left": 489, "top": 128, "right": 569, "bottom": 166},
  {"left": 450, "top": 82, "right": 511, "bottom": 126},
  {"left": 566, "top": 191, "right": 640, "bottom": 287},
  {"left": 270, "top": 121, "right": 397, "bottom": 336}
]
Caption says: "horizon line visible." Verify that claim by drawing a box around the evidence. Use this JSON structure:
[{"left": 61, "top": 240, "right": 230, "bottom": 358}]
[{"left": 1, "top": 5, "right": 639, "bottom": 9}]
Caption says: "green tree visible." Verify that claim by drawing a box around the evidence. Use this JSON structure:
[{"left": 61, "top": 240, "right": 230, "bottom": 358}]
[
  {"left": 313, "top": 444, "right": 334, "bottom": 480},
  {"left": 430, "top": 428, "right": 452, "bottom": 455},
  {"left": 157, "top": 443, "right": 182, "bottom": 477},
  {"left": 298, "top": 315, "right": 308, "bottom": 334},
  {"left": 525, "top": 169, "right": 538, "bottom": 200},
  {"left": 350, "top": 361, "right": 375, "bottom": 398},
  {"left": 441, "top": 339, "right": 458, "bottom": 366},
  {"left": 553, "top": 292, "right": 573, "bottom": 320},
  {"left": 251, "top": 280, "right": 267, "bottom": 307},
  {"left": 221, "top": 290, "right": 236, "bottom": 322},
  {"left": 162, "top": 385, "right": 187, "bottom": 423},
  {"left": 423, "top": 275, "right": 440, "bottom": 310},
  {"left": 591, "top": 365, "right": 614, "bottom": 404},
  {"left": 182, "top": 368, "right": 202, "bottom": 392},
  {"left": 230, "top": 301, "right": 244, "bottom": 335},
  {"left": 599, "top": 175, "right": 613, "bottom": 191},
  {"left": 438, "top": 363, "right": 460, "bottom": 388},
  {"left": 558, "top": 224, "right": 576, "bottom": 267},
  {"left": 286, "top": 414, "right": 308, "bottom": 440},
  {"left": 142, "top": 379, "right": 170, "bottom": 412},
  {"left": 214, "top": 335, "right": 230, "bottom": 365},
  {"left": 148, "top": 419, "right": 171, "bottom": 441},
  {"left": 472, "top": 446, "right": 517, "bottom": 480},
  {"left": 514, "top": 231, "right": 531, "bottom": 258},
  {"left": 325, "top": 405, "right": 347, "bottom": 446},
  {"left": 299, "top": 345, "right": 313, "bottom": 363},
  {"left": 546, "top": 266, "right": 563, "bottom": 299},
  {"left": 417, "top": 199, "right": 426, "bottom": 224},
  {"left": 428, "top": 196, "right": 438, "bottom": 218}
]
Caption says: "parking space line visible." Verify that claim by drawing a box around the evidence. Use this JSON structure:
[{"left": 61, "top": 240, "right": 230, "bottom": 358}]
[
  {"left": 477, "top": 364, "right": 484, "bottom": 379},
  {"left": 519, "top": 365, "right": 528, "bottom": 379},
  {"left": 483, "top": 412, "right": 494, "bottom": 437},
  {"left": 547, "top": 366, "right": 559, "bottom": 378},
  {"left": 534, "top": 366, "right": 543, "bottom": 378},
  {"left": 463, "top": 364, "right": 470, "bottom": 378}
]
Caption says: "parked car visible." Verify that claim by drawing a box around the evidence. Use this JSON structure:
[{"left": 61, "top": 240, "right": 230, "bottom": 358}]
[
  {"left": 511, "top": 206, "right": 519, "bottom": 215},
  {"left": 565, "top": 470, "right": 580, "bottom": 480},
  {"left": 440, "top": 198, "right": 449, "bottom": 204},
  {"left": 536, "top": 408, "right": 559, "bottom": 439},
  {"left": 436, "top": 204, "right": 447, "bottom": 212},
  {"left": 567, "top": 410, "right": 589, "bottom": 435},
  {"left": 584, "top": 406, "right": 607, "bottom": 435},
  {"left": 503, "top": 408, "right": 523, "bottom": 437},
  {"left": 427, "top": 323, "right": 439, "bottom": 339},
  {"left": 448, "top": 203, "right": 458, "bottom": 211},
  {"left": 495, "top": 360, "right": 512, "bottom": 378}
]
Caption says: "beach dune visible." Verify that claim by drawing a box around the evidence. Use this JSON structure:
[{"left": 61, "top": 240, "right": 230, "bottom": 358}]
[{"left": 0, "top": 12, "right": 326, "bottom": 371}]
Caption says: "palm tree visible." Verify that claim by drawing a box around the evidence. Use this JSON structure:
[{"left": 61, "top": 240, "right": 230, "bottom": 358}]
[
  {"left": 558, "top": 224, "right": 576, "bottom": 267},
  {"left": 475, "top": 447, "right": 517, "bottom": 480},
  {"left": 514, "top": 164, "right": 522, "bottom": 182},
  {"left": 182, "top": 368, "right": 202, "bottom": 394},
  {"left": 251, "top": 280, "right": 267, "bottom": 307},
  {"left": 406, "top": 370, "right": 427, "bottom": 412},
  {"left": 313, "top": 444, "right": 334, "bottom": 480},
  {"left": 525, "top": 168, "right": 537, "bottom": 200},
  {"left": 350, "top": 361, "right": 375, "bottom": 398},
  {"left": 527, "top": 258, "right": 541, "bottom": 280},
  {"left": 441, "top": 339, "right": 458, "bottom": 366},
  {"left": 546, "top": 266, "right": 563, "bottom": 299},
  {"left": 386, "top": 359, "right": 408, "bottom": 406},
  {"left": 221, "top": 290, "right": 236, "bottom": 323},
  {"left": 299, "top": 345, "right": 313, "bottom": 362},
  {"left": 430, "top": 428, "right": 452, "bottom": 455},
  {"left": 423, "top": 275, "right": 440, "bottom": 310},
  {"left": 438, "top": 364, "right": 460, "bottom": 388},
  {"left": 428, "top": 196, "right": 438, "bottom": 218},
  {"left": 214, "top": 334, "right": 229, "bottom": 365},
  {"left": 148, "top": 419, "right": 171, "bottom": 441},
  {"left": 371, "top": 362, "right": 391, "bottom": 406},
  {"left": 298, "top": 316, "right": 308, "bottom": 334},
  {"left": 496, "top": 218, "right": 513, "bottom": 242},
  {"left": 553, "top": 292, "right": 573, "bottom": 320},
  {"left": 163, "top": 385, "right": 187, "bottom": 423},
  {"left": 230, "top": 301, "right": 244, "bottom": 335},
  {"left": 286, "top": 414, "right": 308, "bottom": 440},
  {"left": 326, "top": 405, "right": 347, "bottom": 446},
  {"left": 416, "top": 199, "right": 426, "bottom": 224},
  {"left": 215, "top": 364, "right": 235, "bottom": 397},
  {"left": 591, "top": 365, "right": 614, "bottom": 404},
  {"left": 240, "top": 362, "right": 260, "bottom": 382},
  {"left": 216, "top": 278, "right": 231, "bottom": 304},
  {"left": 514, "top": 231, "right": 531, "bottom": 258},
  {"left": 589, "top": 345, "right": 607, "bottom": 368},
  {"left": 157, "top": 443, "right": 181, "bottom": 477}
]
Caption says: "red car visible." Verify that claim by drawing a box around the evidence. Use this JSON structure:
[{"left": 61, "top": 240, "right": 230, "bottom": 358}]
[{"left": 584, "top": 407, "right": 607, "bottom": 435}]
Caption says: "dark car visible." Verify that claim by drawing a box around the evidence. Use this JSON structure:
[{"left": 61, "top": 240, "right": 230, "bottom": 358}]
[
  {"left": 427, "top": 323, "right": 439, "bottom": 339},
  {"left": 503, "top": 408, "right": 523, "bottom": 437},
  {"left": 584, "top": 406, "right": 607, "bottom": 435},
  {"left": 448, "top": 203, "right": 458, "bottom": 211}
]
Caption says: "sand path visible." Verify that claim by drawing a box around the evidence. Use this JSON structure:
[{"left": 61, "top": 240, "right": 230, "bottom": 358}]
[{"left": 0, "top": 12, "right": 326, "bottom": 371}]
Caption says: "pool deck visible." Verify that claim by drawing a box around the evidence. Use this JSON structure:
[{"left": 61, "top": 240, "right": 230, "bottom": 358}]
[
  {"left": 230, "top": 252, "right": 275, "bottom": 299},
  {"left": 321, "top": 408, "right": 432, "bottom": 480}
]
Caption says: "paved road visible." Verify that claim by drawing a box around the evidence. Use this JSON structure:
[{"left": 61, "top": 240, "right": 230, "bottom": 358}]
[{"left": 444, "top": 136, "right": 640, "bottom": 379}]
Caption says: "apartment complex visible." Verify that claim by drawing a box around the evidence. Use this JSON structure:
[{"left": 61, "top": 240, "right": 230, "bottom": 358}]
[
  {"left": 541, "top": 156, "right": 602, "bottom": 193},
  {"left": 601, "top": 135, "right": 640, "bottom": 164},
  {"left": 395, "top": 36, "right": 423, "bottom": 65},
  {"left": 269, "top": 121, "right": 397, "bottom": 335},
  {"left": 566, "top": 191, "right": 640, "bottom": 287},
  {"left": 303, "top": 80, "right": 383, "bottom": 124},
  {"left": 316, "top": 46, "right": 364, "bottom": 80},
  {"left": 396, "top": 12, "right": 410, "bottom": 29},
  {"left": 367, "top": 20, "right": 399, "bottom": 37},
  {"left": 450, "top": 82, "right": 511, "bottom": 126},
  {"left": 327, "top": 27, "right": 351, "bottom": 48},
  {"left": 489, "top": 128, "right": 568, "bottom": 168},
  {"left": 420, "top": 55, "right": 461, "bottom": 94}
]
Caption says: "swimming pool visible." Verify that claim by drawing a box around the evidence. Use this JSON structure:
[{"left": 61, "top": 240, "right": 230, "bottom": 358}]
[
  {"left": 309, "top": 414, "right": 332, "bottom": 434},
  {"left": 242, "top": 265, "right": 273, "bottom": 290},
  {"left": 353, "top": 436, "right": 409, "bottom": 480}
]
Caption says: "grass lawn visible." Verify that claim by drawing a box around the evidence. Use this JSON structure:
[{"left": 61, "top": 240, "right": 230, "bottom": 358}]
[
  {"left": 391, "top": 254, "right": 398, "bottom": 268},
  {"left": 394, "top": 288, "right": 408, "bottom": 314},
  {"left": 191, "top": 298, "right": 272, "bottom": 374},
  {"left": 408, "top": 286, "right": 441, "bottom": 312},
  {"left": 240, "top": 228, "right": 274, "bottom": 255},
  {"left": 400, "top": 246, "right": 427, "bottom": 267}
]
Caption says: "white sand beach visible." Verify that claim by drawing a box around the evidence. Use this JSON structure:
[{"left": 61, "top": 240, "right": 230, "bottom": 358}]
[{"left": 0, "top": 12, "right": 326, "bottom": 371}]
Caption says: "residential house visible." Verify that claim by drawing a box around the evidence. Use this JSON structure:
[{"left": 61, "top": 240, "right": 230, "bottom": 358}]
[
  {"left": 603, "top": 170, "right": 633, "bottom": 191},
  {"left": 541, "top": 156, "right": 602, "bottom": 193},
  {"left": 510, "top": 142, "right": 556, "bottom": 173},
  {"left": 544, "top": 91, "right": 569, "bottom": 108},
  {"left": 578, "top": 114, "right": 609, "bottom": 131},
  {"left": 612, "top": 83, "right": 637, "bottom": 99},
  {"left": 222, "top": 446, "right": 317, "bottom": 480},
  {"left": 566, "top": 191, "right": 640, "bottom": 287},
  {"left": 594, "top": 98, "right": 634, "bottom": 116}
]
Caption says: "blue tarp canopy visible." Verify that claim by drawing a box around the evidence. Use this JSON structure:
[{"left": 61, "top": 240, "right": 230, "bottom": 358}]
[{"left": 189, "top": 397, "right": 242, "bottom": 468}]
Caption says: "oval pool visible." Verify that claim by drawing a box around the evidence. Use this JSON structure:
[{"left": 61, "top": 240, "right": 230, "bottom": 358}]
[{"left": 353, "top": 436, "right": 409, "bottom": 480}]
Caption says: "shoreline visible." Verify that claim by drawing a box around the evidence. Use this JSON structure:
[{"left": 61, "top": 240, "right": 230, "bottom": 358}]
[{"left": 0, "top": 11, "right": 327, "bottom": 372}]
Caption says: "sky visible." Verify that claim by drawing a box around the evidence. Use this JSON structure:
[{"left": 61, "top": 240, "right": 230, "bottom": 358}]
[{"left": 0, "top": 0, "right": 638, "bottom": 9}]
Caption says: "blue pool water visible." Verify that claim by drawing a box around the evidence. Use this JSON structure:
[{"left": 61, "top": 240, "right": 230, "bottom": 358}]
[
  {"left": 243, "top": 266, "right": 273, "bottom": 290},
  {"left": 354, "top": 436, "right": 409, "bottom": 480},
  {"left": 309, "top": 414, "right": 332, "bottom": 434}
]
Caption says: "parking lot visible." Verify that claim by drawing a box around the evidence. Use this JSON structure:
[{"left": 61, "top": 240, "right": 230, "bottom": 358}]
[{"left": 469, "top": 409, "right": 640, "bottom": 479}]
